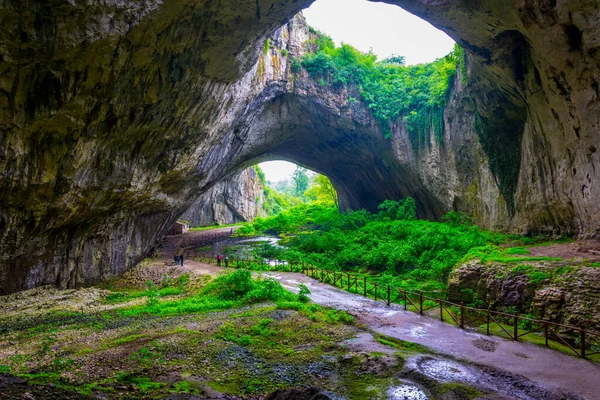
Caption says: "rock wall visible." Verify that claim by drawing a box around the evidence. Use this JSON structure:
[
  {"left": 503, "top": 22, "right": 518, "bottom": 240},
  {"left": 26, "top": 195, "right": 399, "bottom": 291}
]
[
  {"left": 1, "top": 0, "right": 599, "bottom": 293},
  {"left": 181, "top": 167, "right": 266, "bottom": 227},
  {"left": 447, "top": 261, "right": 600, "bottom": 333}
]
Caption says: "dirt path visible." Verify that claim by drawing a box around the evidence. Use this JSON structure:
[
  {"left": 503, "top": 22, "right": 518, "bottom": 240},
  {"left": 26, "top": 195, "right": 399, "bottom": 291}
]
[
  {"left": 162, "top": 231, "right": 600, "bottom": 399},
  {"left": 527, "top": 239, "right": 600, "bottom": 262}
]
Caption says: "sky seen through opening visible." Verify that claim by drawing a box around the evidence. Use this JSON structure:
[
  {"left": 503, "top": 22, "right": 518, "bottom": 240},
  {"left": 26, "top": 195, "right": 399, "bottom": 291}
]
[{"left": 259, "top": 0, "right": 455, "bottom": 183}]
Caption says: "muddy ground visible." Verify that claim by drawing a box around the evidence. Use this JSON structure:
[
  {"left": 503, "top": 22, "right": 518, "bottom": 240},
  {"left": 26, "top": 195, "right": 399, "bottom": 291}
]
[{"left": 1, "top": 231, "right": 599, "bottom": 399}]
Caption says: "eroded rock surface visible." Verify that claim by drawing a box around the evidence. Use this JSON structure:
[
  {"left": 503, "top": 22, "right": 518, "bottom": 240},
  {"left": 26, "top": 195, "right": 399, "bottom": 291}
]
[
  {"left": 447, "top": 261, "right": 600, "bottom": 332},
  {"left": 181, "top": 167, "right": 266, "bottom": 227},
  {"left": 1, "top": 0, "right": 599, "bottom": 293}
]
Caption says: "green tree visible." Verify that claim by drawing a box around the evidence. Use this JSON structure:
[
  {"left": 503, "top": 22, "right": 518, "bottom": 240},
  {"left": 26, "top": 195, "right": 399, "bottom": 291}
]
[
  {"left": 304, "top": 174, "right": 338, "bottom": 206},
  {"left": 292, "top": 166, "right": 310, "bottom": 197}
]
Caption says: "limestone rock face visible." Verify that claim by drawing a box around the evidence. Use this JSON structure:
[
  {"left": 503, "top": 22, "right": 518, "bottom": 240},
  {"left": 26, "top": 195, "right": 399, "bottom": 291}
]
[
  {"left": 447, "top": 262, "right": 600, "bottom": 332},
  {"left": 1, "top": 0, "right": 600, "bottom": 293},
  {"left": 181, "top": 167, "right": 266, "bottom": 227}
]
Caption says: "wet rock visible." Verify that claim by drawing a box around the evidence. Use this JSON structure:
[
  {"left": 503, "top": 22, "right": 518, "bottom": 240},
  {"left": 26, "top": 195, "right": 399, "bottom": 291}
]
[{"left": 471, "top": 338, "right": 499, "bottom": 353}]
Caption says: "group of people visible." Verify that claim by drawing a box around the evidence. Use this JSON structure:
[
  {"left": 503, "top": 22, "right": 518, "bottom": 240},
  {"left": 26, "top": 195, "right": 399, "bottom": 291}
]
[
  {"left": 174, "top": 253, "right": 185, "bottom": 266},
  {"left": 215, "top": 254, "right": 229, "bottom": 267}
]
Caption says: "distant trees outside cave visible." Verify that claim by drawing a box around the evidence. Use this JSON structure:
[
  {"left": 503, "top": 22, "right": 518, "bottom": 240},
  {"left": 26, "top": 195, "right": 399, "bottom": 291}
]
[{"left": 254, "top": 165, "right": 337, "bottom": 216}]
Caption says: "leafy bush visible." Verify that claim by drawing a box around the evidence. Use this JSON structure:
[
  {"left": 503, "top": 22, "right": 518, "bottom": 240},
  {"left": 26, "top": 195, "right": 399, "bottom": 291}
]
[
  {"left": 297, "top": 284, "right": 311, "bottom": 303},
  {"left": 291, "top": 57, "right": 302, "bottom": 73},
  {"left": 442, "top": 211, "right": 474, "bottom": 227},
  {"left": 245, "top": 199, "right": 501, "bottom": 284}
]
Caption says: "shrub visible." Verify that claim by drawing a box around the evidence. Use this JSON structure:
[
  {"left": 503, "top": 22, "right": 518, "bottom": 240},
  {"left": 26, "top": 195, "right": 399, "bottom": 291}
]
[
  {"left": 291, "top": 57, "right": 302, "bottom": 73},
  {"left": 297, "top": 284, "right": 311, "bottom": 303}
]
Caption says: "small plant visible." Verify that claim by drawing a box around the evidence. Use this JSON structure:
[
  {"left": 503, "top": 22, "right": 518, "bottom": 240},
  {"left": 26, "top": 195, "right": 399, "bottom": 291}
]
[
  {"left": 177, "top": 273, "right": 190, "bottom": 288},
  {"left": 291, "top": 57, "right": 302, "bottom": 73},
  {"left": 130, "top": 340, "right": 164, "bottom": 368},
  {"left": 162, "top": 274, "right": 172, "bottom": 288},
  {"left": 506, "top": 247, "right": 531, "bottom": 255},
  {"left": 38, "top": 332, "right": 57, "bottom": 358},
  {"left": 172, "top": 381, "right": 193, "bottom": 393},
  {"left": 263, "top": 38, "right": 271, "bottom": 54},
  {"left": 297, "top": 284, "right": 311, "bottom": 303},
  {"left": 281, "top": 48, "right": 288, "bottom": 56}
]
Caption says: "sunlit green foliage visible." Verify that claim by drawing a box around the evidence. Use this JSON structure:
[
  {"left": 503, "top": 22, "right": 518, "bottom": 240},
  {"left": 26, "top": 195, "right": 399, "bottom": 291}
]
[
  {"left": 246, "top": 199, "right": 502, "bottom": 283},
  {"left": 262, "top": 186, "right": 303, "bottom": 216},
  {"left": 292, "top": 166, "right": 310, "bottom": 197},
  {"left": 304, "top": 174, "right": 338, "bottom": 206},
  {"left": 302, "top": 29, "right": 464, "bottom": 143},
  {"left": 118, "top": 270, "right": 298, "bottom": 317}
]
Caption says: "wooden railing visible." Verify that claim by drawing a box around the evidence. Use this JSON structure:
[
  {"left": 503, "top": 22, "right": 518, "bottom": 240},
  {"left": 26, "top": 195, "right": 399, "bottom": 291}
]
[{"left": 193, "top": 253, "right": 600, "bottom": 360}]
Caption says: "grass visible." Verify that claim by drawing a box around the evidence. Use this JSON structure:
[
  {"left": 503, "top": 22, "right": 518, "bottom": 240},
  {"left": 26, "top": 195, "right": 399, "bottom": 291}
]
[
  {"left": 0, "top": 269, "right": 366, "bottom": 398},
  {"left": 482, "top": 323, "right": 600, "bottom": 362}
]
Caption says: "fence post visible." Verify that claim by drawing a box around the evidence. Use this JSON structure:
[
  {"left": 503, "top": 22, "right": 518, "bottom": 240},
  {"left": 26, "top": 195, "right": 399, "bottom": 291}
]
[
  {"left": 419, "top": 291, "right": 423, "bottom": 314},
  {"left": 347, "top": 274, "right": 351, "bottom": 292},
  {"left": 486, "top": 311, "right": 490, "bottom": 335},
  {"left": 363, "top": 277, "right": 367, "bottom": 297},
  {"left": 439, "top": 299, "right": 443, "bottom": 321},
  {"left": 581, "top": 328, "right": 586, "bottom": 359},
  {"left": 403, "top": 289, "right": 407, "bottom": 311},
  {"left": 513, "top": 312, "right": 519, "bottom": 341},
  {"left": 460, "top": 302, "right": 465, "bottom": 328},
  {"left": 544, "top": 322, "right": 548, "bottom": 347},
  {"left": 387, "top": 285, "right": 391, "bottom": 307},
  {"left": 374, "top": 284, "right": 377, "bottom": 301}
]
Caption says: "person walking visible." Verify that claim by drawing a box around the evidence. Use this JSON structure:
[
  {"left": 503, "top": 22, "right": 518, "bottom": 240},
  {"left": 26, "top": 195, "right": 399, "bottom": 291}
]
[
  {"left": 180, "top": 253, "right": 184, "bottom": 266},
  {"left": 224, "top": 256, "right": 229, "bottom": 268},
  {"left": 174, "top": 254, "right": 179, "bottom": 266},
  {"left": 217, "top": 255, "right": 222, "bottom": 267}
]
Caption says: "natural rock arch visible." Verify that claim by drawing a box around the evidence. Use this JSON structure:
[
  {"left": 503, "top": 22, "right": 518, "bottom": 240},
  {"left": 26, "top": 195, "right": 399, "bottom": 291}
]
[{"left": 1, "top": 0, "right": 598, "bottom": 293}]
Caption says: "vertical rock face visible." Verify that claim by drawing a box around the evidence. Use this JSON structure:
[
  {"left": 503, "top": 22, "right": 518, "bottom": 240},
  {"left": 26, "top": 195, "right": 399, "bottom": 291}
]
[
  {"left": 1, "top": 0, "right": 599, "bottom": 293},
  {"left": 447, "top": 262, "right": 600, "bottom": 333},
  {"left": 181, "top": 167, "right": 266, "bottom": 227}
]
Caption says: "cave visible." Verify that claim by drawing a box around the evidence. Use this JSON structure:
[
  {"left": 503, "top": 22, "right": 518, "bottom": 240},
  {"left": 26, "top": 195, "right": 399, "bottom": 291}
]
[{"left": 0, "top": 0, "right": 599, "bottom": 294}]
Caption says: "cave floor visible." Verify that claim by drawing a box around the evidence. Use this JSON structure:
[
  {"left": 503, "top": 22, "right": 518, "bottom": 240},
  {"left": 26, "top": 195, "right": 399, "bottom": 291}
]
[
  {"left": 164, "top": 231, "right": 600, "bottom": 399},
  {"left": 0, "top": 230, "right": 598, "bottom": 399}
]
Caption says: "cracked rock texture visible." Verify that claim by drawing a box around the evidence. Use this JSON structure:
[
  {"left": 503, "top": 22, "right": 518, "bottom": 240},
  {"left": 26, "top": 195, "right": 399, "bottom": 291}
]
[
  {"left": 447, "top": 261, "right": 600, "bottom": 333},
  {"left": 181, "top": 167, "right": 266, "bottom": 227},
  {"left": 1, "top": 0, "right": 599, "bottom": 293}
]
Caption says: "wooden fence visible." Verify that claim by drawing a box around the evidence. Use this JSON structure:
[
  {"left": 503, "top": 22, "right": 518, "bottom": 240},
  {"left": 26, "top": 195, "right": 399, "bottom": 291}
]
[{"left": 194, "top": 253, "right": 600, "bottom": 360}]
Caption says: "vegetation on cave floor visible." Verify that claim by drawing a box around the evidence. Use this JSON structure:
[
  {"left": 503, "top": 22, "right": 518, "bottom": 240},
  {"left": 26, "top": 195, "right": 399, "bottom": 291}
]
[
  {"left": 234, "top": 199, "right": 579, "bottom": 295},
  {"left": 0, "top": 264, "right": 429, "bottom": 399}
]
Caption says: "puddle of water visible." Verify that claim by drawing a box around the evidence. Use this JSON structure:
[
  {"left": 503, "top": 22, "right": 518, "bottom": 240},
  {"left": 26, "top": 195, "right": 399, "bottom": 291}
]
[
  {"left": 237, "top": 236, "right": 281, "bottom": 245},
  {"left": 409, "top": 326, "right": 427, "bottom": 339},
  {"left": 416, "top": 357, "right": 474, "bottom": 382},
  {"left": 388, "top": 384, "right": 429, "bottom": 400}
]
